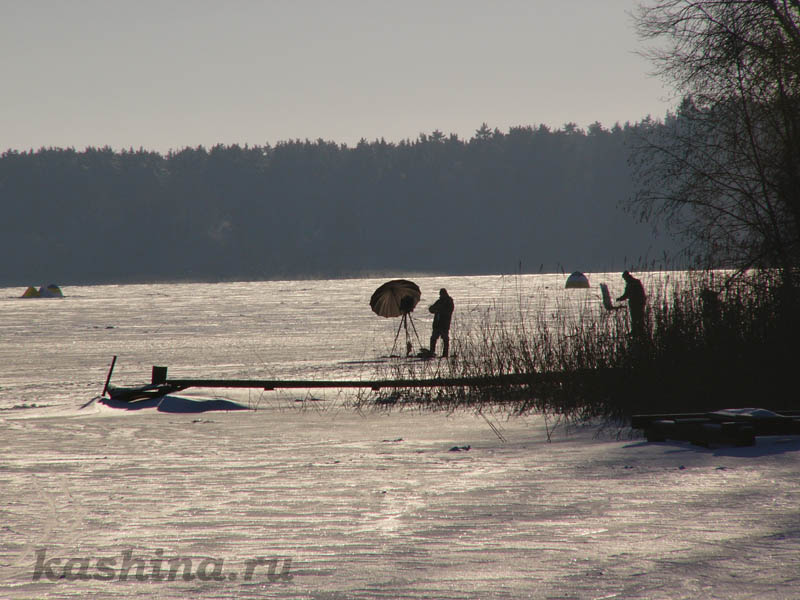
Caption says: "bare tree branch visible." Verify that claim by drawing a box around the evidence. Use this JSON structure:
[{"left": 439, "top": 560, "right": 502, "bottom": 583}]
[{"left": 630, "top": 1, "right": 800, "bottom": 274}]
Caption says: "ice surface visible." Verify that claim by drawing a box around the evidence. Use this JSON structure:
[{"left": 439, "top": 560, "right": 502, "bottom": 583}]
[
  {"left": 0, "top": 273, "right": 615, "bottom": 412},
  {"left": 2, "top": 274, "right": 799, "bottom": 598},
  {"left": 3, "top": 408, "right": 800, "bottom": 599}
]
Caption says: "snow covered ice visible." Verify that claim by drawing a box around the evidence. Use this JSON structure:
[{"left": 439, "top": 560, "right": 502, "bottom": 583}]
[{"left": 2, "top": 275, "right": 799, "bottom": 599}]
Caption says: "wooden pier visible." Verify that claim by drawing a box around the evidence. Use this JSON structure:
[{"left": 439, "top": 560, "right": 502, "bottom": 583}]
[
  {"left": 100, "top": 358, "right": 800, "bottom": 448},
  {"left": 631, "top": 409, "right": 800, "bottom": 447},
  {"left": 104, "top": 361, "right": 555, "bottom": 403}
]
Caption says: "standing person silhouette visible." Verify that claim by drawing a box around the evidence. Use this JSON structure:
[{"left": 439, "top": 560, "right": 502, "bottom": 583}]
[
  {"left": 617, "top": 271, "right": 647, "bottom": 336},
  {"left": 428, "top": 288, "right": 454, "bottom": 357}
]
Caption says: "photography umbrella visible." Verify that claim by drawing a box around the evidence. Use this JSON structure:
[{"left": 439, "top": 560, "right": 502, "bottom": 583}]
[
  {"left": 369, "top": 279, "right": 422, "bottom": 355},
  {"left": 370, "top": 279, "right": 421, "bottom": 317}
]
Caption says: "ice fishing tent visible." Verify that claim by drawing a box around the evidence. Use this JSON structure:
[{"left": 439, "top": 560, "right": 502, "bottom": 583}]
[
  {"left": 21, "top": 286, "right": 40, "bottom": 298},
  {"left": 38, "top": 284, "right": 64, "bottom": 298},
  {"left": 565, "top": 271, "right": 590, "bottom": 289}
]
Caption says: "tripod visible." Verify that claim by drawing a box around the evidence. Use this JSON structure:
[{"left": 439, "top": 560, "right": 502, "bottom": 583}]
[{"left": 391, "top": 311, "right": 423, "bottom": 357}]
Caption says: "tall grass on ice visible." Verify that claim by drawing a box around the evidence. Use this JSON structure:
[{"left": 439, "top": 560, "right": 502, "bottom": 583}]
[{"left": 361, "top": 269, "right": 800, "bottom": 422}]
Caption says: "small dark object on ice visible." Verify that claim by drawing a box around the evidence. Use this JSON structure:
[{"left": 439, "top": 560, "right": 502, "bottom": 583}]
[{"left": 449, "top": 445, "right": 471, "bottom": 452}]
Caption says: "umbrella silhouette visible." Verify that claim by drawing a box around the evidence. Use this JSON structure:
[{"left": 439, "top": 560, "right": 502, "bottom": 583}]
[
  {"left": 370, "top": 279, "right": 421, "bottom": 318},
  {"left": 370, "top": 279, "right": 422, "bottom": 355}
]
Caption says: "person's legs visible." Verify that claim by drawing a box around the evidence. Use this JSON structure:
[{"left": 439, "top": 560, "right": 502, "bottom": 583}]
[
  {"left": 631, "top": 306, "right": 644, "bottom": 336},
  {"left": 430, "top": 331, "right": 440, "bottom": 354},
  {"left": 441, "top": 332, "right": 450, "bottom": 357}
]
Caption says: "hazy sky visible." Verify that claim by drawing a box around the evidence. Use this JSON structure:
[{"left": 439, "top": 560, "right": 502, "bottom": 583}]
[{"left": 1, "top": 0, "right": 673, "bottom": 153}]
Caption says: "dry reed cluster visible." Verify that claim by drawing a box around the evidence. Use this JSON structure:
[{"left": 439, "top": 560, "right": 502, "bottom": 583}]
[{"left": 362, "top": 270, "right": 799, "bottom": 423}]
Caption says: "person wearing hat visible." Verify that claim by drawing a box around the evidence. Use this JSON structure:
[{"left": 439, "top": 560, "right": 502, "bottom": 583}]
[
  {"left": 617, "top": 271, "right": 647, "bottom": 336},
  {"left": 428, "top": 288, "right": 455, "bottom": 357}
]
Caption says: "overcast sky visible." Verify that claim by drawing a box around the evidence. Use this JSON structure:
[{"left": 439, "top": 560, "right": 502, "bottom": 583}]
[{"left": 1, "top": 0, "right": 673, "bottom": 153}]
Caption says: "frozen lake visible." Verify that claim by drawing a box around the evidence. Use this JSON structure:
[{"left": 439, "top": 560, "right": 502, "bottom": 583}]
[
  {"left": 2, "top": 273, "right": 799, "bottom": 599},
  {"left": 0, "top": 273, "right": 629, "bottom": 411}
]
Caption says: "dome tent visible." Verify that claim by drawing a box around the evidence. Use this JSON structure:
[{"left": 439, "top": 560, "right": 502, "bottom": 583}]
[
  {"left": 22, "top": 284, "right": 64, "bottom": 298},
  {"left": 38, "top": 284, "right": 64, "bottom": 298},
  {"left": 565, "top": 271, "right": 590, "bottom": 289}
]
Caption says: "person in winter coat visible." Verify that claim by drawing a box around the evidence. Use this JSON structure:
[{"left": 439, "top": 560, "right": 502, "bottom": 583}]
[
  {"left": 428, "top": 288, "right": 454, "bottom": 357},
  {"left": 617, "top": 271, "right": 647, "bottom": 336}
]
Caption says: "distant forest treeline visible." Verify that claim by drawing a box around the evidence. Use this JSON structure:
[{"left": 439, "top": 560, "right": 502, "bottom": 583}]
[{"left": 0, "top": 121, "right": 682, "bottom": 286}]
